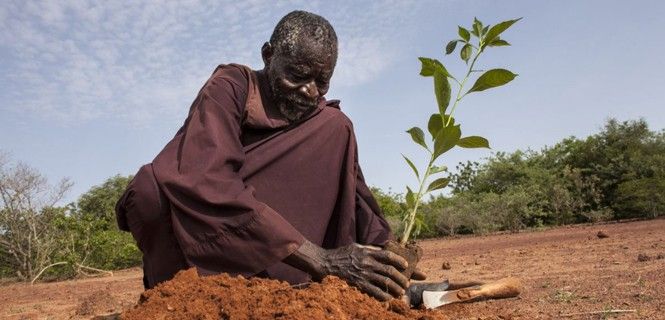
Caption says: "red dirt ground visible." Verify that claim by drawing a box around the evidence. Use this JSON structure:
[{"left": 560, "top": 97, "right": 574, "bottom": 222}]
[
  {"left": 121, "top": 269, "right": 445, "bottom": 320},
  {"left": 1, "top": 218, "right": 663, "bottom": 319}
]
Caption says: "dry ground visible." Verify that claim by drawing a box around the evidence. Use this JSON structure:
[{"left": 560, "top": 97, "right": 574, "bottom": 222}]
[{"left": 1, "top": 219, "right": 663, "bottom": 319}]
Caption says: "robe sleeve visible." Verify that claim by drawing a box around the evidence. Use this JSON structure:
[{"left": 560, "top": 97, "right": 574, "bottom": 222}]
[
  {"left": 354, "top": 161, "right": 395, "bottom": 246},
  {"left": 151, "top": 66, "right": 304, "bottom": 277}
]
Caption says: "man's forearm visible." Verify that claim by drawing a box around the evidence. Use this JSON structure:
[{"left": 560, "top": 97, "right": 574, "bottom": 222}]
[{"left": 283, "top": 239, "right": 328, "bottom": 280}]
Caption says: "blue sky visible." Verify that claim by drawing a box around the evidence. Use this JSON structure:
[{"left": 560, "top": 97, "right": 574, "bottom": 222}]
[{"left": 1, "top": 0, "right": 664, "bottom": 204}]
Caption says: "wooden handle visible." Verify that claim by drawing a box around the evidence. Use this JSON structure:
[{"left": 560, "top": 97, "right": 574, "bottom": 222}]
[{"left": 456, "top": 277, "right": 521, "bottom": 301}]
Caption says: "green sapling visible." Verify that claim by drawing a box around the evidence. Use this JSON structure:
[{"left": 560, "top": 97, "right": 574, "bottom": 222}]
[{"left": 399, "top": 17, "right": 521, "bottom": 245}]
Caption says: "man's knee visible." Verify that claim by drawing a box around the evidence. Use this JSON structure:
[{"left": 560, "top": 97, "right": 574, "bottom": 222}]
[
  {"left": 116, "top": 164, "right": 169, "bottom": 249},
  {"left": 116, "top": 163, "right": 188, "bottom": 288}
]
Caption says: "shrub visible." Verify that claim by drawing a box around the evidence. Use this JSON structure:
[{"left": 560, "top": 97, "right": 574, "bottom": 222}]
[
  {"left": 615, "top": 177, "right": 665, "bottom": 218},
  {"left": 29, "top": 175, "right": 141, "bottom": 281}
]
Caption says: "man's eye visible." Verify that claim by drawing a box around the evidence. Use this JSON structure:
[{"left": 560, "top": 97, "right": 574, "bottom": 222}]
[{"left": 290, "top": 72, "right": 309, "bottom": 82}]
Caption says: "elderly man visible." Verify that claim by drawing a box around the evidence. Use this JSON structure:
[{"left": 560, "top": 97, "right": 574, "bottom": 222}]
[{"left": 116, "top": 10, "right": 423, "bottom": 301}]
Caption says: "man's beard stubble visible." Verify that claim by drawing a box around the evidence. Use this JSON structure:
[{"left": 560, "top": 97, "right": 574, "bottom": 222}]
[{"left": 271, "top": 83, "right": 318, "bottom": 123}]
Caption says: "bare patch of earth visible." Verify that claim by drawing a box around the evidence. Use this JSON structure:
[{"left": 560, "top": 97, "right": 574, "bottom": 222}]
[{"left": 1, "top": 219, "right": 663, "bottom": 319}]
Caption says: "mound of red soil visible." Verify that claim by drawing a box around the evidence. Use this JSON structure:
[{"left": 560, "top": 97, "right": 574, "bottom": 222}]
[{"left": 121, "top": 268, "right": 446, "bottom": 320}]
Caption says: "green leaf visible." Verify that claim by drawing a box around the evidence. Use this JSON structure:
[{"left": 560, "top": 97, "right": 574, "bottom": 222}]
[
  {"left": 457, "top": 136, "right": 490, "bottom": 148},
  {"left": 427, "top": 114, "right": 443, "bottom": 140},
  {"left": 430, "top": 165, "right": 447, "bottom": 174},
  {"left": 418, "top": 57, "right": 442, "bottom": 76},
  {"left": 427, "top": 178, "right": 450, "bottom": 193},
  {"left": 419, "top": 57, "right": 453, "bottom": 115},
  {"left": 402, "top": 154, "right": 420, "bottom": 179},
  {"left": 434, "top": 71, "right": 451, "bottom": 116},
  {"left": 418, "top": 57, "right": 451, "bottom": 78},
  {"left": 458, "top": 26, "right": 470, "bottom": 42},
  {"left": 489, "top": 39, "right": 510, "bottom": 47},
  {"left": 433, "top": 124, "right": 461, "bottom": 159},
  {"left": 445, "top": 40, "right": 458, "bottom": 55},
  {"left": 481, "top": 25, "right": 489, "bottom": 37},
  {"left": 472, "top": 17, "right": 483, "bottom": 37},
  {"left": 406, "top": 186, "right": 415, "bottom": 209},
  {"left": 467, "top": 69, "right": 517, "bottom": 93},
  {"left": 483, "top": 18, "right": 521, "bottom": 49},
  {"left": 460, "top": 44, "right": 472, "bottom": 63},
  {"left": 406, "top": 127, "right": 428, "bottom": 150},
  {"left": 428, "top": 114, "right": 456, "bottom": 140}
]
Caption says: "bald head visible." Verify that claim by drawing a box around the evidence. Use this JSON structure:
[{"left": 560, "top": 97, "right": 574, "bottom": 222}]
[{"left": 269, "top": 10, "right": 338, "bottom": 60}]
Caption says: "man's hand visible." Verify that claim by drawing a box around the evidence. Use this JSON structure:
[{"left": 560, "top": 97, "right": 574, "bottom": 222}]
[
  {"left": 285, "top": 240, "right": 410, "bottom": 301},
  {"left": 320, "top": 243, "right": 410, "bottom": 301}
]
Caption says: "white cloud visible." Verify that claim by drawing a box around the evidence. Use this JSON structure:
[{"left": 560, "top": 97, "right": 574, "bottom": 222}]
[{"left": 0, "top": 0, "right": 422, "bottom": 125}]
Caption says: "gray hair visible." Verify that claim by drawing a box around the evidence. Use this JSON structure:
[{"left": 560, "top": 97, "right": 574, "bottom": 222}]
[{"left": 269, "top": 10, "right": 337, "bottom": 57}]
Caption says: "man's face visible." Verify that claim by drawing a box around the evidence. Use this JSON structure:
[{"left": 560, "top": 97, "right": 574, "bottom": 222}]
[{"left": 265, "top": 39, "right": 336, "bottom": 122}]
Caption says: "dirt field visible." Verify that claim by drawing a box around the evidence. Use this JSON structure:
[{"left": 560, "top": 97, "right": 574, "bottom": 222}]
[{"left": 1, "top": 219, "right": 663, "bottom": 319}]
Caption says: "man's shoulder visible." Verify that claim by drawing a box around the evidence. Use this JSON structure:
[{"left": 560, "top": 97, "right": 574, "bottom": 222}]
[
  {"left": 318, "top": 101, "right": 354, "bottom": 129},
  {"left": 207, "top": 64, "right": 254, "bottom": 88},
  {"left": 200, "top": 64, "right": 255, "bottom": 104},
  {"left": 210, "top": 63, "right": 253, "bottom": 78}
]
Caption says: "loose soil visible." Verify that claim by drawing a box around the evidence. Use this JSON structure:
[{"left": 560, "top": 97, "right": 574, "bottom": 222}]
[
  {"left": 122, "top": 269, "right": 443, "bottom": 320},
  {"left": 1, "top": 219, "right": 664, "bottom": 319}
]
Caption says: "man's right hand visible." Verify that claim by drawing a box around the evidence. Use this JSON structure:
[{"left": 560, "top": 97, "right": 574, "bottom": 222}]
[{"left": 285, "top": 240, "right": 409, "bottom": 301}]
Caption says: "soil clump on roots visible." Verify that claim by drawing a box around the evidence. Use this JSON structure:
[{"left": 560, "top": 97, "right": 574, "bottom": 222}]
[{"left": 121, "top": 268, "right": 446, "bottom": 320}]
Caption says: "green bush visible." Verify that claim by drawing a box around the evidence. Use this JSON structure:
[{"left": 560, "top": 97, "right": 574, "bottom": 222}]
[
  {"left": 419, "top": 195, "right": 452, "bottom": 238},
  {"left": 371, "top": 187, "right": 407, "bottom": 219},
  {"left": 69, "top": 175, "right": 142, "bottom": 272},
  {"left": 35, "top": 175, "right": 142, "bottom": 280},
  {"left": 88, "top": 230, "right": 141, "bottom": 270},
  {"left": 616, "top": 177, "right": 665, "bottom": 218}
]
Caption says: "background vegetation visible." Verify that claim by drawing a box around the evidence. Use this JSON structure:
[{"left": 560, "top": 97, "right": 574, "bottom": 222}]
[
  {"left": 0, "top": 163, "right": 140, "bottom": 281},
  {"left": 1, "top": 118, "right": 663, "bottom": 281},
  {"left": 380, "top": 118, "right": 665, "bottom": 239}
]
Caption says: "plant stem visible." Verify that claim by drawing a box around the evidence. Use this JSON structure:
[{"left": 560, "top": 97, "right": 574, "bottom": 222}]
[
  {"left": 400, "top": 154, "right": 436, "bottom": 245},
  {"left": 445, "top": 48, "right": 483, "bottom": 127}
]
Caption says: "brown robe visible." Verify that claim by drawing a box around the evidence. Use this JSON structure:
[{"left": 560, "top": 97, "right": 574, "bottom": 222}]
[{"left": 116, "top": 64, "right": 392, "bottom": 287}]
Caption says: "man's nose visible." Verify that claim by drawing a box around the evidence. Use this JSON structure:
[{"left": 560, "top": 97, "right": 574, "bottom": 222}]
[{"left": 299, "top": 81, "right": 319, "bottom": 100}]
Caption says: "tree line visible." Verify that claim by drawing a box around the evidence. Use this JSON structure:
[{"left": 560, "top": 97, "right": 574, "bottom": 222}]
[
  {"left": 1, "top": 118, "right": 663, "bottom": 281},
  {"left": 379, "top": 118, "right": 665, "bottom": 238}
]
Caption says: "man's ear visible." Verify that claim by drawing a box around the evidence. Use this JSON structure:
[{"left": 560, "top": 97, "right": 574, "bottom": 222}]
[{"left": 261, "top": 42, "right": 273, "bottom": 67}]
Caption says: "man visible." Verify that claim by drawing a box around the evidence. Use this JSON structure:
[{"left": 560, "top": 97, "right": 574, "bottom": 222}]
[{"left": 116, "top": 10, "right": 423, "bottom": 302}]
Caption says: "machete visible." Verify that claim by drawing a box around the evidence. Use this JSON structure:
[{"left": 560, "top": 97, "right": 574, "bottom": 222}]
[{"left": 422, "top": 277, "right": 521, "bottom": 309}]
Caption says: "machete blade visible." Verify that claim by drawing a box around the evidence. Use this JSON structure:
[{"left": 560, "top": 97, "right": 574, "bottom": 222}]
[{"left": 422, "top": 290, "right": 462, "bottom": 309}]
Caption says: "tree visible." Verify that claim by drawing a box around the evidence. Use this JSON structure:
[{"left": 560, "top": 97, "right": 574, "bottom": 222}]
[
  {"left": 68, "top": 175, "right": 141, "bottom": 271},
  {"left": 615, "top": 177, "right": 665, "bottom": 218},
  {"left": 76, "top": 175, "right": 132, "bottom": 225},
  {"left": 556, "top": 119, "right": 665, "bottom": 217},
  {"left": 0, "top": 153, "right": 72, "bottom": 280}
]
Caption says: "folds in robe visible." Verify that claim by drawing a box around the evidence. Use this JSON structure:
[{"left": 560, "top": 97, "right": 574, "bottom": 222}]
[{"left": 118, "top": 64, "right": 393, "bottom": 285}]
